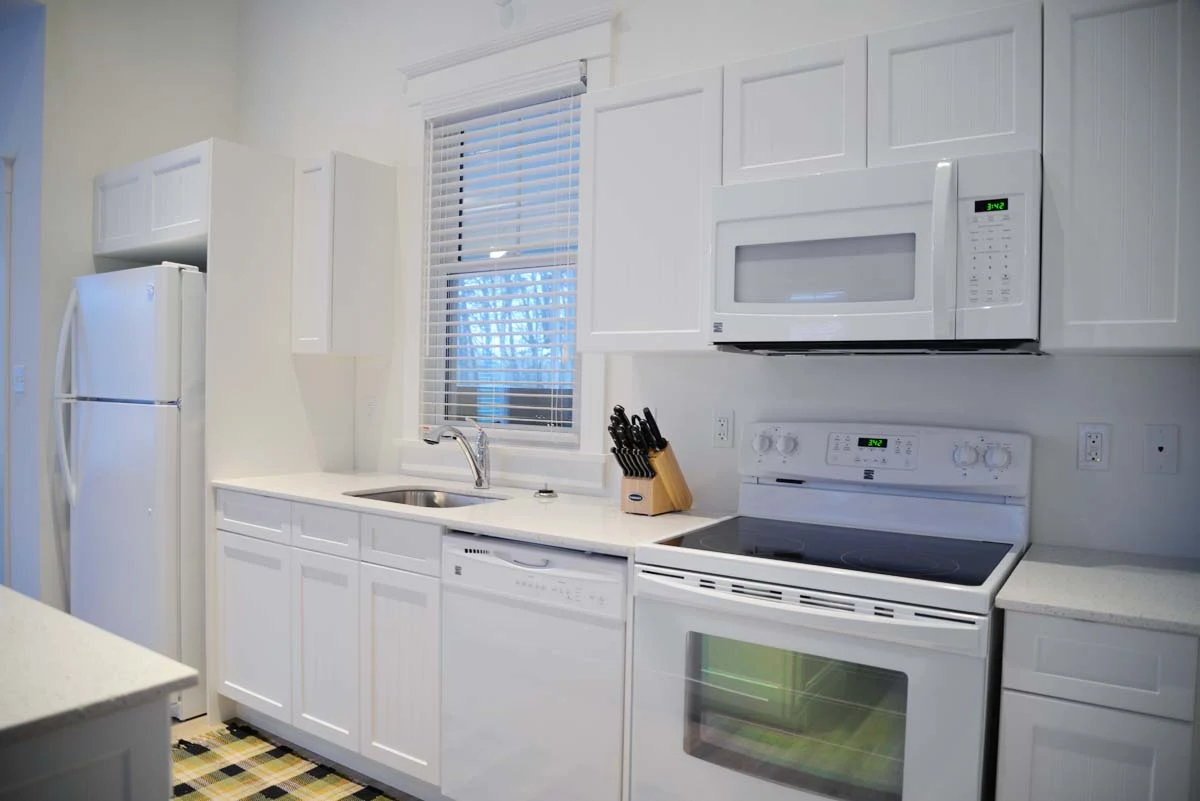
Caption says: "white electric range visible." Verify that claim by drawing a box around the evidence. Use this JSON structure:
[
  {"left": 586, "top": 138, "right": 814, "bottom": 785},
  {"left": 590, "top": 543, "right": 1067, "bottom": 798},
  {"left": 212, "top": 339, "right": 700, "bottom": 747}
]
[{"left": 630, "top": 421, "right": 1031, "bottom": 801}]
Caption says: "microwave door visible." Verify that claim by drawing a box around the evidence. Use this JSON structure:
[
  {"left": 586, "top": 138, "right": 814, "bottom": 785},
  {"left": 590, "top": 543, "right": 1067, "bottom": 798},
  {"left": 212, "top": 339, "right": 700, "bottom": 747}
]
[{"left": 711, "top": 160, "right": 959, "bottom": 344}]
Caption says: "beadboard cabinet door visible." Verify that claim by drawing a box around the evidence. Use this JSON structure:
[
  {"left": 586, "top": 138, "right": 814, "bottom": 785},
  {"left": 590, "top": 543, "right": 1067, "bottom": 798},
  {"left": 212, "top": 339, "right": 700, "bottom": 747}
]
[
  {"left": 291, "top": 548, "right": 359, "bottom": 749},
  {"left": 1041, "top": 0, "right": 1200, "bottom": 352},
  {"left": 723, "top": 37, "right": 866, "bottom": 183},
  {"left": 217, "top": 530, "right": 292, "bottom": 720},
  {"left": 577, "top": 69, "right": 722, "bottom": 352},
  {"left": 359, "top": 563, "right": 440, "bottom": 785},
  {"left": 996, "top": 690, "right": 1193, "bottom": 801},
  {"left": 867, "top": 2, "right": 1042, "bottom": 166}
]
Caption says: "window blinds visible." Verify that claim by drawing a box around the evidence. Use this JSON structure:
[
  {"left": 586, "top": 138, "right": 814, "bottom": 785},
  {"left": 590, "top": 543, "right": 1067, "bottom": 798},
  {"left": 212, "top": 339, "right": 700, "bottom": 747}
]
[{"left": 422, "top": 75, "right": 583, "bottom": 440}]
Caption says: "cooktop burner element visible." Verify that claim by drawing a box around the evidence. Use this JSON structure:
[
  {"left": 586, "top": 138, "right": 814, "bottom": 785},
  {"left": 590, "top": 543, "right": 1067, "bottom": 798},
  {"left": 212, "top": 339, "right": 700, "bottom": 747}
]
[{"left": 662, "top": 517, "right": 1013, "bottom": 586}]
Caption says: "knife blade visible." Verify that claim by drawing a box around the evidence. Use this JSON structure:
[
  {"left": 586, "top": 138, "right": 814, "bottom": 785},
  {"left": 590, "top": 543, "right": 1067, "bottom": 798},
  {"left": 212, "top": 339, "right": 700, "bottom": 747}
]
[{"left": 643, "top": 407, "right": 668, "bottom": 450}]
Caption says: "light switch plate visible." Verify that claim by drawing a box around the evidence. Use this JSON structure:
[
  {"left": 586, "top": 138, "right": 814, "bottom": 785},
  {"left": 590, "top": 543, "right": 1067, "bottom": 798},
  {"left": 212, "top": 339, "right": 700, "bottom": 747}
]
[
  {"left": 1077, "top": 423, "right": 1111, "bottom": 470},
  {"left": 1144, "top": 424, "right": 1180, "bottom": 474}
]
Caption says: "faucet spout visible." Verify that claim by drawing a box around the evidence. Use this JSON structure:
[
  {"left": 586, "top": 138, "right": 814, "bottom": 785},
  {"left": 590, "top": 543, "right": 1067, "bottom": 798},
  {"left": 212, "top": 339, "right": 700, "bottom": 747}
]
[{"left": 423, "top": 420, "right": 490, "bottom": 489}]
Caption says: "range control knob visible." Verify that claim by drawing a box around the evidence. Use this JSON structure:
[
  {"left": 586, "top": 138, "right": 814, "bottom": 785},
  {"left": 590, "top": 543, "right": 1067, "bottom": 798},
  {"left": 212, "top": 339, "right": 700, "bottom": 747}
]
[
  {"left": 752, "top": 433, "right": 774, "bottom": 455},
  {"left": 984, "top": 446, "right": 1012, "bottom": 469},
  {"left": 775, "top": 434, "right": 798, "bottom": 455},
  {"left": 952, "top": 444, "right": 979, "bottom": 467}
]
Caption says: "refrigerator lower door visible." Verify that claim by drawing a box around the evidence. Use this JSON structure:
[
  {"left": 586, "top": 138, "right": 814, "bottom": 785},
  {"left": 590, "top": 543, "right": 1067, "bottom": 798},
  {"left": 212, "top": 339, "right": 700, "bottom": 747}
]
[
  {"left": 70, "top": 400, "right": 180, "bottom": 661},
  {"left": 74, "top": 263, "right": 183, "bottom": 403}
]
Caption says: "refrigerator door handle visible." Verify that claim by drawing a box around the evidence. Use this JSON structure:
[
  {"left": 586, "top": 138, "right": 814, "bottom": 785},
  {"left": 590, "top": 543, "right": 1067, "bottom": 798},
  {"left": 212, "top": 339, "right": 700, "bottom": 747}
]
[{"left": 54, "top": 287, "right": 78, "bottom": 507}]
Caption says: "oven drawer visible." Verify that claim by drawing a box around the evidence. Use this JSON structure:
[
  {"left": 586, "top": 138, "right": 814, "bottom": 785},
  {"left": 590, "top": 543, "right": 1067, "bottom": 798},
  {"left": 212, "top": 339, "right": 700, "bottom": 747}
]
[{"left": 1002, "top": 612, "right": 1198, "bottom": 721}]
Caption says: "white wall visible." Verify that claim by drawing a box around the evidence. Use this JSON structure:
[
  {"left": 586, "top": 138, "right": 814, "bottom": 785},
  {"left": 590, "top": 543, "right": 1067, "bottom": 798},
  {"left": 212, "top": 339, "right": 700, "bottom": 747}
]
[
  {"left": 235, "top": 0, "right": 1200, "bottom": 558},
  {"left": 0, "top": 1, "right": 44, "bottom": 595},
  {"left": 22, "top": 0, "right": 240, "bottom": 606}
]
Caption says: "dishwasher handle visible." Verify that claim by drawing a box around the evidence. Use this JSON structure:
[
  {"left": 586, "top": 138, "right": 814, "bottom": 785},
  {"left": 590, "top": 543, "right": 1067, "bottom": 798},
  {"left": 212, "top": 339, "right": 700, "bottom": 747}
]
[{"left": 503, "top": 555, "right": 552, "bottom": 569}]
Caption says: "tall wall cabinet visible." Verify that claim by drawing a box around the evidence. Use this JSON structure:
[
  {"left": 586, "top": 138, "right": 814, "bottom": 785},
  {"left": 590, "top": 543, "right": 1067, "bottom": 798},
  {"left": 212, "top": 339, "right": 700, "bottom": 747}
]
[{"left": 1040, "top": 0, "right": 1200, "bottom": 352}]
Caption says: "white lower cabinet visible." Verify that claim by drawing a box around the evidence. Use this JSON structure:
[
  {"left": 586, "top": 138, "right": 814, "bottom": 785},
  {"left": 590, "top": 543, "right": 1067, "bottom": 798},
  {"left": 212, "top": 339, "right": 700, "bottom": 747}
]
[
  {"left": 291, "top": 548, "right": 359, "bottom": 749},
  {"left": 217, "top": 530, "right": 292, "bottom": 718},
  {"left": 359, "top": 563, "right": 440, "bottom": 785},
  {"left": 997, "top": 689, "right": 1193, "bottom": 801}
]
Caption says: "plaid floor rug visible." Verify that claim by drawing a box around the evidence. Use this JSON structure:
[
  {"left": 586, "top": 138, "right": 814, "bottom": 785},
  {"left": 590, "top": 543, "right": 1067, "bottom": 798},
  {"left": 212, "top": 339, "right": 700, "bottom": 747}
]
[{"left": 172, "top": 722, "right": 401, "bottom": 800}]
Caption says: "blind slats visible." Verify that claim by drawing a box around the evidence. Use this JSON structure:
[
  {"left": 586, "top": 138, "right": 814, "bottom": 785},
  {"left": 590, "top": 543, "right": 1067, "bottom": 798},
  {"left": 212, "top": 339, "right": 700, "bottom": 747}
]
[{"left": 423, "top": 87, "right": 582, "bottom": 437}]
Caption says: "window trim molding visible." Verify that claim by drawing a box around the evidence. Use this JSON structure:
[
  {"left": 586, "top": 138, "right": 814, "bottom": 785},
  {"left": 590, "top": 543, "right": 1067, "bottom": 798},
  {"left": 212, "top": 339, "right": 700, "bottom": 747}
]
[{"left": 397, "top": 27, "right": 613, "bottom": 490}]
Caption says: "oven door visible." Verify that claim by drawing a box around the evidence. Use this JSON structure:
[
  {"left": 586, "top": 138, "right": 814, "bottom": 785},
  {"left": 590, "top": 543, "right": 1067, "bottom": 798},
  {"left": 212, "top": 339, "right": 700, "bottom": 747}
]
[
  {"left": 630, "top": 568, "right": 990, "bottom": 801},
  {"left": 711, "top": 160, "right": 958, "bottom": 344}
]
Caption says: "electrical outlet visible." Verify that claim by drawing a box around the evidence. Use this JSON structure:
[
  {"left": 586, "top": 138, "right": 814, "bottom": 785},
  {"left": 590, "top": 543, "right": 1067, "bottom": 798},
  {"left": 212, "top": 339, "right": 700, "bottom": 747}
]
[
  {"left": 713, "top": 409, "right": 733, "bottom": 448},
  {"left": 1077, "top": 423, "right": 1111, "bottom": 470},
  {"left": 1144, "top": 424, "right": 1180, "bottom": 474}
]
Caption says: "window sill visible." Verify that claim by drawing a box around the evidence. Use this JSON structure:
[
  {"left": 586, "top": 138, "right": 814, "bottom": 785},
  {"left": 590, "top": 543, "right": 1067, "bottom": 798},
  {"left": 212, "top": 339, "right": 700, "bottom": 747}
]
[{"left": 395, "top": 438, "right": 609, "bottom": 494}]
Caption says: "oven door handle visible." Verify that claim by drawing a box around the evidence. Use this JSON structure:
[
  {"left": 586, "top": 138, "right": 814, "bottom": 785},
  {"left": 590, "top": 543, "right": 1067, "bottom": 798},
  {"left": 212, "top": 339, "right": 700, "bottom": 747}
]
[{"left": 636, "top": 572, "right": 987, "bottom": 657}]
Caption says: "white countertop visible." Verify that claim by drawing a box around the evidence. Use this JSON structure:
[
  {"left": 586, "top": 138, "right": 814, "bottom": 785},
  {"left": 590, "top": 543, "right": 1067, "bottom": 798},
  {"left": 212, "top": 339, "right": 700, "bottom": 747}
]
[
  {"left": 212, "top": 472, "right": 727, "bottom": 557},
  {"left": 997, "top": 544, "right": 1200, "bottom": 636},
  {"left": 0, "top": 585, "right": 197, "bottom": 745}
]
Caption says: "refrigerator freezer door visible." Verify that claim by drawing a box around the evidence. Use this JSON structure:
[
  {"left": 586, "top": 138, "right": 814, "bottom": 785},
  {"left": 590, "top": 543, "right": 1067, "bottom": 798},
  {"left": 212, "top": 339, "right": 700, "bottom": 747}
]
[
  {"left": 74, "top": 263, "right": 182, "bottom": 402},
  {"left": 70, "top": 400, "right": 181, "bottom": 659}
]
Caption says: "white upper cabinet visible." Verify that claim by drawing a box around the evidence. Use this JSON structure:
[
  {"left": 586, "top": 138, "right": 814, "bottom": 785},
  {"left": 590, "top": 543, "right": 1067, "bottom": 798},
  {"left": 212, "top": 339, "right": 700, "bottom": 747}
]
[
  {"left": 867, "top": 2, "right": 1043, "bottom": 166},
  {"left": 1041, "top": 0, "right": 1200, "bottom": 352},
  {"left": 577, "top": 69, "right": 723, "bottom": 352},
  {"left": 292, "top": 152, "right": 396, "bottom": 355},
  {"left": 291, "top": 548, "right": 359, "bottom": 750},
  {"left": 93, "top": 140, "right": 211, "bottom": 261},
  {"left": 723, "top": 37, "right": 867, "bottom": 183}
]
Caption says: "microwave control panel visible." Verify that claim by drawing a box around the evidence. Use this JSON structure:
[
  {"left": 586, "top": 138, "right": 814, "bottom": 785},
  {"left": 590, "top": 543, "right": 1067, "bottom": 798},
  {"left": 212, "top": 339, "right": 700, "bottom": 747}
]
[{"left": 959, "top": 194, "right": 1027, "bottom": 309}]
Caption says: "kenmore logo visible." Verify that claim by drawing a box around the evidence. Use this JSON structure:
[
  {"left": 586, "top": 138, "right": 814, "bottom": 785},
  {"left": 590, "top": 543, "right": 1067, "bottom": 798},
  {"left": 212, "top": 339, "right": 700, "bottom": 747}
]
[
  {"left": 712, "top": 322, "right": 724, "bottom": 333},
  {"left": 863, "top": 469, "right": 875, "bottom": 480}
]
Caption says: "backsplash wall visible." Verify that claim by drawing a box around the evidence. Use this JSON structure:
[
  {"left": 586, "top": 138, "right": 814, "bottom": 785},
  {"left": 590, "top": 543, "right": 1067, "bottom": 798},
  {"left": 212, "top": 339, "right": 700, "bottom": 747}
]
[{"left": 620, "top": 352, "right": 1200, "bottom": 558}]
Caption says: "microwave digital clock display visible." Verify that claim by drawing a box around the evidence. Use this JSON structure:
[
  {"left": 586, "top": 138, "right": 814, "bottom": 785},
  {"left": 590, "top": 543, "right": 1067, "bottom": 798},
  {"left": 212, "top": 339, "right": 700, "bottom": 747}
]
[
  {"left": 858, "top": 437, "right": 888, "bottom": 449},
  {"left": 974, "top": 198, "right": 1009, "bottom": 213}
]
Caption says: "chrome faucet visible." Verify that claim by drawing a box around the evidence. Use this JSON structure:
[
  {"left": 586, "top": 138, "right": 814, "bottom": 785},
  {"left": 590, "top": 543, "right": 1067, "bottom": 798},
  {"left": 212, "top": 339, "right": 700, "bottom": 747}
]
[{"left": 423, "top": 417, "right": 490, "bottom": 490}]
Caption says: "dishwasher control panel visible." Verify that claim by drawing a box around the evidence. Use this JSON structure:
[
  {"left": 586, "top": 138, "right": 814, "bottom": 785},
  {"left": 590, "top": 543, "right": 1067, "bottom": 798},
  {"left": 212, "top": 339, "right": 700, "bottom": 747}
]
[{"left": 443, "top": 532, "right": 628, "bottom": 621}]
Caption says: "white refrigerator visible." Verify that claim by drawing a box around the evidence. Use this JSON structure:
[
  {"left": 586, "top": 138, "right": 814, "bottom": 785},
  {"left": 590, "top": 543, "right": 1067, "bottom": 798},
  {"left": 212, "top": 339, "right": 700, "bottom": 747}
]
[{"left": 54, "top": 262, "right": 206, "bottom": 720}]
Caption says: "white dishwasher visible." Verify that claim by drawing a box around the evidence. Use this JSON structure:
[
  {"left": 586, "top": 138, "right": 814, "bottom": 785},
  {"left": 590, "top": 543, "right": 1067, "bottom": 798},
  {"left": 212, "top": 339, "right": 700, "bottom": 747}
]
[{"left": 442, "top": 532, "right": 628, "bottom": 801}]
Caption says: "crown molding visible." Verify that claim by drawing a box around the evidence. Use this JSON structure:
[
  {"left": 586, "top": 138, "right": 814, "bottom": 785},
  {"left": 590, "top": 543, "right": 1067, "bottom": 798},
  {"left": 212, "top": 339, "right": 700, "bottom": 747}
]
[{"left": 399, "top": 4, "right": 613, "bottom": 80}]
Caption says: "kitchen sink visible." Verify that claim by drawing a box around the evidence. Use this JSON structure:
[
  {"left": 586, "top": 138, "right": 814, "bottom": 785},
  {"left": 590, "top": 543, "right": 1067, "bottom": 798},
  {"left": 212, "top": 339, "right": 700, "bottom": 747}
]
[{"left": 344, "top": 487, "right": 504, "bottom": 509}]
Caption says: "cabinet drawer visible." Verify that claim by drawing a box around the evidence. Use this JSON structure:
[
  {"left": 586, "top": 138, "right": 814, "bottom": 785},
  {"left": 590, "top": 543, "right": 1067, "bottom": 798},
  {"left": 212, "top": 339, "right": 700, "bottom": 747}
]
[
  {"left": 359, "top": 515, "right": 441, "bottom": 576},
  {"left": 1003, "top": 612, "right": 1198, "bottom": 721},
  {"left": 217, "top": 490, "right": 291, "bottom": 544},
  {"left": 291, "top": 502, "right": 360, "bottom": 558}
]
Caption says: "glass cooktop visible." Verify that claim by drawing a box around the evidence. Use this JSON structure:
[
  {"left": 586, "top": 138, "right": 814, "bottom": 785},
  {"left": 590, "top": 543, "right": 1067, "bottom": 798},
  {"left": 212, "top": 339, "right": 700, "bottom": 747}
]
[{"left": 661, "top": 517, "right": 1013, "bottom": 586}]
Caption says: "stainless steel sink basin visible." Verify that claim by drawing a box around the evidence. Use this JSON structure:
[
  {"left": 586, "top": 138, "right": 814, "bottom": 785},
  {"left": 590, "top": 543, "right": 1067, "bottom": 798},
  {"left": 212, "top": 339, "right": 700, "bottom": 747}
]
[{"left": 345, "top": 487, "right": 503, "bottom": 509}]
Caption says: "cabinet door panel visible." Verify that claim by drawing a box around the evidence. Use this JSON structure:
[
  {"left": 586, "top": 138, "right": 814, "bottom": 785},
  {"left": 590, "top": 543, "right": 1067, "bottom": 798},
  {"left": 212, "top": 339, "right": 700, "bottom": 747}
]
[
  {"left": 724, "top": 37, "right": 866, "bottom": 183},
  {"left": 578, "top": 69, "right": 722, "bottom": 352},
  {"left": 868, "top": 2, "right": 1042, "bottom": 165},
  {"left": 291, "top": 549, "right": 359, "bottom": 748},
  {"left": 1042, "top": 0, "right": 1200, "bottom": 351},
  {"left": 292, "top": 156, "right": 334, "bottom": 353},
  {"left": 997, "top": 690, "right": 1192, "bottom": 801},
  {"left": 359, "top": 564, "right": 439, "bottom": 784},
  {"left": 291, "top": 501, "right": 359, "bottom": 558},
  {"left": 217, "top": 530, "right": 291, "bottom": 719},
  {"left": 93, "top": 164, "right": 148, "bottom": 255},
  {"left": 147, "top": 140, "right": 210, "bottom": 245}
]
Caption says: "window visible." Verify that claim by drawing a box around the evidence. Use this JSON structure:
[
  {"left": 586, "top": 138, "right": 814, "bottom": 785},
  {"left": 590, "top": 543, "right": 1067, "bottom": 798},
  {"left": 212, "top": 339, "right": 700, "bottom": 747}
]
[{"left": 422, "top": 83, "right": 582, "bottom": 443}]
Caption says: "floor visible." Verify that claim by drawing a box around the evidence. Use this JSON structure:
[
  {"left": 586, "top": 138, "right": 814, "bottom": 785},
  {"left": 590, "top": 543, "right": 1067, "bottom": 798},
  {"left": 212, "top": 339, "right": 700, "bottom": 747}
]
[{"left": 172, "top": 715, "right": 222, "bottom": 742}]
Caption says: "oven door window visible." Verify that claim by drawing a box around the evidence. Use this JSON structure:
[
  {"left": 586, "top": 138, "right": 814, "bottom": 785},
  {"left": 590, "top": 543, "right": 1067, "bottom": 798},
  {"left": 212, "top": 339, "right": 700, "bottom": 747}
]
[{"left": 685, "top": 633, "right": 907, "bottom": 801}]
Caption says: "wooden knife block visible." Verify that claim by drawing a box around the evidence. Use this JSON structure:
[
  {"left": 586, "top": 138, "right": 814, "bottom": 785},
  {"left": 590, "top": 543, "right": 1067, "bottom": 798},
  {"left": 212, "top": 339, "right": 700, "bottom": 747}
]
[{"left": 620, "top": 444, "right": 693, "bottom": 516}]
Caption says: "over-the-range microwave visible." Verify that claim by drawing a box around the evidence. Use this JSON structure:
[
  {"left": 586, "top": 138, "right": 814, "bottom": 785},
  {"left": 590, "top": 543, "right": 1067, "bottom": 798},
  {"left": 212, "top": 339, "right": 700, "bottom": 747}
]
[{"left": 711, "top": 150, "right": 1041, "bottom": 354}]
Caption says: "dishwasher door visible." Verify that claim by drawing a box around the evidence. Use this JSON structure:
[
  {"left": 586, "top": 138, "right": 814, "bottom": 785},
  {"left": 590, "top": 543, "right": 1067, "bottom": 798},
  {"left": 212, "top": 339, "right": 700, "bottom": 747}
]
[{"left": 441, "top": 533, "right": 628, "bottom": 801}]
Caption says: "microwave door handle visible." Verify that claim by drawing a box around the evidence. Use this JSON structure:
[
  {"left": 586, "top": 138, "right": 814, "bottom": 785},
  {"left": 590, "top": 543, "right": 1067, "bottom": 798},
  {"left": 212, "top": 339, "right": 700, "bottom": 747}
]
[{"left": 930, "top": 159, "right": 958, "bottom": 340}]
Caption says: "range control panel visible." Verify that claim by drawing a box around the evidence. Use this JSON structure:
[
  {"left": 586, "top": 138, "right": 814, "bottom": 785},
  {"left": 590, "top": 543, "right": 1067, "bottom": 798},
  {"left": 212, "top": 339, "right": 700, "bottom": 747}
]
[
  {"left": 960, "top": 194, "right": 1027, "bottom": 308},
  {"left": 742, "top": 421, "right": 1032, "bottom": 497}
]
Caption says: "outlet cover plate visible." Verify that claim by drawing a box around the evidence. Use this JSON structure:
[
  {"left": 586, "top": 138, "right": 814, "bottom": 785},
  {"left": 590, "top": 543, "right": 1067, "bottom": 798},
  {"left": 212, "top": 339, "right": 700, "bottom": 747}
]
[
  {"left": 713, "top": 409, "right": 733, "bottom": 448},
  {"left": 1077, "top": 423, "right": 1111, "bottom": 471}
]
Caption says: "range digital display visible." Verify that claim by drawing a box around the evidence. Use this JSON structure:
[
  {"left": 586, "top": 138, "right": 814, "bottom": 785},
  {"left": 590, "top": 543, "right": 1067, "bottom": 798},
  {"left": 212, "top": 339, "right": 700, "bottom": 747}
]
[
  {"left": 858, "top": 437, "right": 888, "bottom": 449},
  {"left": 974, "top": 198, "right": 1009, "bottom": 213}
]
